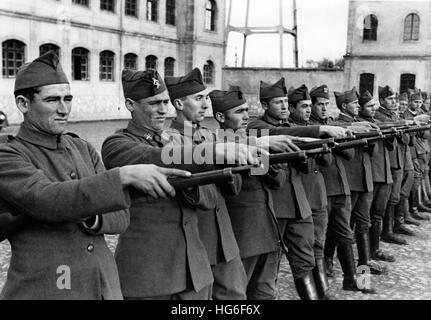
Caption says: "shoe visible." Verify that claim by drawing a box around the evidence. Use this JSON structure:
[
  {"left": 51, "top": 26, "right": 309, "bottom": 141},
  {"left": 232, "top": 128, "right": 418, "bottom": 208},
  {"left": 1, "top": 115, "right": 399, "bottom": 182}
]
[
  {"left": 356, "top": 231, "right": 387, "bottom": 275},
  {"left": 337, "top": 242, "right": 377, "bottom": 294},
  {"left": 381, "top": 205, "right": 408, "bottom": 245},
  {"left": 312, "top": 258, "right": 331, "bottom": 300},
  {"left": 368, "top": 260, "right": 389, "bottom": 275},
  {"left": 418, "top": 203, "right": 431, "bottom": 213},
  {"left": 411, "top": 209, "right": 431, "bottom": 221},
  {"left": 294, "top": 272, "right": 319, "bottom": 300},
  {"left": 403, "top": 196, "right": 421, "bottom": 226},
  {"left": 393, "top": 223, "right": 416, "bottom": 236},
  {"left": 372, "top": 249, "right": 395, "bottom": 262}
]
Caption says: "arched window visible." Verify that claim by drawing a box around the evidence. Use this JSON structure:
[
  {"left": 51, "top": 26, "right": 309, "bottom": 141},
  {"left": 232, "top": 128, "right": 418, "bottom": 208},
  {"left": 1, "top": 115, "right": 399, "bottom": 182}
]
[
  {"left": 404, "top": 13, "right": 420, "bottom": 41},
  {"left": 363, "top": 14, "right": 378, "bottom": 41},
  {"left": 145, "top": 55, "right": 158, "bottom": 70},
  {"left": 400, "top": 74, "right": 416, "bottom": 94},
  {"left": 124, "top": 53, "right": 138, "bottom": 70},
  {"left": 40, "top": 43, "right": 60, "bottom": 57},
  {"left": 72, "top": 47, "right": 89, "bottom": 81},
  {"left": 146, "top": 0, "right": 158, "bottom": 22},
  {"left": 359, "top": 73, "right": 375, "bottom": 95},
  {"left": 164, "top": 57, "right": 175, "bottom": 77},
  {"left": 205, "top": 0, "right": 216, "bottom": 31},
  {"left": 203, "top": 60, "right": 214, "bottom": 84},
  {"left": 100, "top": 50, "right": 115, "bottom": 81},
  {"left": 166, "top": 0, "right": 176, "bottom": 25},
  {"left": 2, "top": 39, "right": 25, "bottom": 78}
]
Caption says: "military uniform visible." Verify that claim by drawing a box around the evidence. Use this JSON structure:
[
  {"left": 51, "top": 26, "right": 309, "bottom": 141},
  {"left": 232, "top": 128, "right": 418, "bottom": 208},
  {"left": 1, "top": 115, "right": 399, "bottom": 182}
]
[{"left": 0, "top": 125, "right": 131, "bottom": 300}]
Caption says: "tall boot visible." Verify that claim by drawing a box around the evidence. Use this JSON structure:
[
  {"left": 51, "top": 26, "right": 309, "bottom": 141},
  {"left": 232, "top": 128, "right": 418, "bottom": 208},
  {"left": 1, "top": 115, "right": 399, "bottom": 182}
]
[
  {"left": 324, "top": 233, "right": 336, "bottom": 278},
  {"left": 421, "top": 180, "right": 431, "bottom": 207},
  {"left": 417, "top": 184, "right": 431, "bottom": 214},
  {"left": 411, "top": 185, "right": 431, "bottom": 220},
  {"left": 356, "top": 231, "right": 387, "bottom": 275},
  {"left": 337, "top": 242, "right": 376, "bottom": 294},
  {"left": 425, "top": 169, "right": 431, "bottom": 198},
  {"left": 394, "top": 199, "right": 417, "bottom": 236},
  {"left": 381, "top": 204, "right": 408, "bottom": 245},
  {"left": 312, "top": 258, "right": 331, "bottom": 300},
  {"left": 294, "top": 272, "right": 319, "bottom": 300},
  {"left": 404, "top": 195, "right": 421, "bottom": 226},
  {"left": 370, "top": 220, "right": 395, "bottom": 262}
]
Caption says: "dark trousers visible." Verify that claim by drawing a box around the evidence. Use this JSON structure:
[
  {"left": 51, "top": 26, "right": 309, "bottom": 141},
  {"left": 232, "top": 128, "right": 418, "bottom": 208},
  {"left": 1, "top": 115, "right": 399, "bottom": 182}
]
[
  {"left": 371, "top": 182, "right": 392, "bottom": 224},
  {"left": 124, "top": 285, "right": 213, "bottom": 300},
  {"left": 400, "top": 169, "right": 414, "bottom": 199},
  {"left": 311, "top": 207, "right": 328, "bottom": 259},
  {"left": 211, "top": 256, "right": 247, "bottom": 300},
  {"left": 242, "top": 251, "right": 280, "bottom": 300},
  {"left": 388, "top": 168, "right": 404, "bottom": 206},
  {"left": 350, "top": 191, "right": 373, "bottom": 233},
  {"left": 277, "top": 216, "right": 315, "bottom": 279},
  {"left": 326, "top": 195, "right": 353, "bottom": 244}
]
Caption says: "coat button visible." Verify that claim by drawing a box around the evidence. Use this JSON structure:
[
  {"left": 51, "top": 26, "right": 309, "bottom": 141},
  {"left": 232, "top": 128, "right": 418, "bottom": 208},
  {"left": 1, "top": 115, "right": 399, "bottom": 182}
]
[
  {"left": 70, "top": 172, "right": 77, "bottom": 179},
  {"left": 216, "top": 207, "right": 220, "bottom": 213},
  {"left": 314, "top": 169, "right": 318, "bottom": 174},
  {"left": 87, "top": 244, "right": 94, "bottom": 252}
]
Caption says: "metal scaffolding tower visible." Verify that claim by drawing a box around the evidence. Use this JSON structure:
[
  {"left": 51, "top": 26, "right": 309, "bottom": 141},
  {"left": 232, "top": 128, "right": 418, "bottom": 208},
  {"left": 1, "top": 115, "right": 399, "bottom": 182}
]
[{"left": 226, "top": 0, "right": 299, "bottom": 68}]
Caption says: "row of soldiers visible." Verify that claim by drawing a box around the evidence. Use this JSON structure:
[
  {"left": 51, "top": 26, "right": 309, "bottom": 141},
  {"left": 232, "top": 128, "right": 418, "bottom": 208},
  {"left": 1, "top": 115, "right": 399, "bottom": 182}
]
[{"left": 0, "top": 51, "right": 430, "bottom": 300}]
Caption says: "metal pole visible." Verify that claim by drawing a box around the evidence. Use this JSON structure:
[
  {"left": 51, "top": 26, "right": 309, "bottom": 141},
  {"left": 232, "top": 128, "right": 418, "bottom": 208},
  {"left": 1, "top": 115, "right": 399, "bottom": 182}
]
[
  {"left": 279, "top": 0, "right": 284, "bottom": 68},
  {"left": 241, "top": 0, "right": 250, "bottom": 67},
  {"left": 293, "top": 0, "right": 299, "bottom": 68}
]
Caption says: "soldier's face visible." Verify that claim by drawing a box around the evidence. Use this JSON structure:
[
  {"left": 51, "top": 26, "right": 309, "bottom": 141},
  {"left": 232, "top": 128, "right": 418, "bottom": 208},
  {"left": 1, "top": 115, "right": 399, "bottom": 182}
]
[
  {"left": 399, "top": 101, "right": 408, "bottom": 113},
  {"left": 409, "top": 99, "right": 423, "bottom": 112},
  {"left": 222, "top": 103, "right": 249, "bottom": 131},
  {"left": 311, "top": 97, "right": 329, "bottom": 120},
  {"left": 381, "top": 95, "right": 397, "bottom": 110},
  {"left": 266, "top": 96, "right": 289, "bottom": 120},
  {"left": 360, "top": 102, "right": 376, "bottom": 118},
  {"left": 20, "top": 84, "right": 72, "bottom": 135},
  {"left": 423, "top": 99, "right": 431, "bottom": 112},
  {"left": 344, "top": 100, "right": 360, "bottom": 117},
  {"left": 133, "top": 90, "right": 170, "bottom": 131},
  {"left": 291, "top": 100, "right": 312, "bottom": 122},
  {"left": 180, "top": 90, "right": 211, "bottom": 124}
]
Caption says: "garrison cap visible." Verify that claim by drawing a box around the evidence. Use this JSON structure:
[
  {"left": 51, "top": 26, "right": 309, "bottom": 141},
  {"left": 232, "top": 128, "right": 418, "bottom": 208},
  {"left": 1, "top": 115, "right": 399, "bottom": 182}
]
[
  {"left": 165, "top": 68, "right": 207, "bottom": 101},
  {"left": 359, "top": 90, "right": 375, "bottom": 106},
  {"left": 378, "top": 85, "right": 396, "bottom": 100},
  {"left": 399, "top": 92, "right": 408, "bottom": 102},
  {"left": 310, "top": 85, "right": 330, "bottom": 100},
  {"left": 14, "top": 51, "right": 69, "bottom": 94},
  {"left": 334, "top": 87, "right": 359, "bottom": 108},
  {"left": 259, "top": 78, "right": 287, "bottom": 101},
  {"left": 408, "top": 88, "right": 423, "bottom": 101},
  {"left": 210, "top": 86, "right": 246, "bottom": 114},
  {"left": 122, "top": 69, "right": 166, "bottom": 101},
  {"left": 288, "top": 84, "right": 311, "bottom": 104}
]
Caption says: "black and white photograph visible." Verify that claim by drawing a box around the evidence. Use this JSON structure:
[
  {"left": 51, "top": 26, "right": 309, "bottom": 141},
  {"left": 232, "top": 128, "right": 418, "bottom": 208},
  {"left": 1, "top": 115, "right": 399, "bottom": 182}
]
[{"left": 1, "top": 0, "right": 431, "bottom": 305}]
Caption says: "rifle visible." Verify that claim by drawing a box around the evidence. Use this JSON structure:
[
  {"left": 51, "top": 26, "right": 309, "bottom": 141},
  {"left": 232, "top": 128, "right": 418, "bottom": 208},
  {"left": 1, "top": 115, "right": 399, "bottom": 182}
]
[{"left": 295, "top": 138, "right": 336, "bottom": 150}]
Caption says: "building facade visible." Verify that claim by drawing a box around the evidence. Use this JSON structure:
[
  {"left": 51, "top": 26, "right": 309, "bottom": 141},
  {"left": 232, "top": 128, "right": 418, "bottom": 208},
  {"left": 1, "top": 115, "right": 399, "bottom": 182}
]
[
  {"left": 344, "top": 0, "right": 431, "bottom": 95},
  {"left": 0, "top": 0, "right": 226, "bottom": 124}
]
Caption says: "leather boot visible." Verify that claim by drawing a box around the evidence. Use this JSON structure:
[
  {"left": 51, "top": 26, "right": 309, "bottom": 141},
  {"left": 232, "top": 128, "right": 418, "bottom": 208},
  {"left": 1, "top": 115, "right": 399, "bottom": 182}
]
[
  {"left": 404, "top": 195, "right": 421, "bottom": 226},
  {"left": 356, "top": 231, "right": 387, "bottom": 275},
  {"left": 324, "top": 233, "right": 336, "bottom": 278},
  {"left": 425, "top": 169, "right": 431, "bottom": 198},
  {"left": 370, "top": 221, "right": 396, "bottom": 262},
  {"left": 312, "top": 258, "right": 331, "bottom": 300},
  {"left": 411, "top": 186, "right": 431, "bottom": 220},
  {"left": 337, "top": 242, "right": 377, "bottom": 294},
  {"left": 421, "top": 179, "right": 431, "bottom": 206},
  {"left": 294, "top": 272, "right": 319, "bottom": 300},
  {"left": 381, "top": 205, "right": 408, "bottom": 245},
  {"left": 394, "top": 199, "right": 417, "bottom": 236},
  {"left": 417, "top": 185, "right": 431, "bottom": 214}
]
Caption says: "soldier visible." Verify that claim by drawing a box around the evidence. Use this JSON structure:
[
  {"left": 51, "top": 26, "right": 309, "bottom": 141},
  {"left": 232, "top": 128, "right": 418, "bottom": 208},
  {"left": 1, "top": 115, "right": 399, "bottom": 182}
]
[
  {"left": 209, "top": 86, "right": 294, "bottom": 300},
  {"left": 398, "top": 93, "right": 409, "bottom": 115},
  {"left": 248, "top": 78, "right": 350, "bottom": 300},
  {"left": 403, "top": 89, "right": 431, "bottom": 222},
  {"left": 0, "top": 52, "right": 192, "bottom": 300},
  {"left": 164, "top": 68, "right": 254, "bottom": 300}
]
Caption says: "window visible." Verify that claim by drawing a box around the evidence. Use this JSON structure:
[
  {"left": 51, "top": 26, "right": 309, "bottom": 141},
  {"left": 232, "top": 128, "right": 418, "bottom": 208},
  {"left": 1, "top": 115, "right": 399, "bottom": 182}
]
[
  {"left": 2, "top": 39, "right": 25, "bottom": 78},
  {"left": 400, "top": 74, "right": 416, "bottom": 94},
  {"left": 166, "top": 0, "right": 175, "bottom": 25},
  {"left": 203, "top": 60, "right": 214, "bottom": 84},
  {"left": 124, "top": 53, "right": 138, "bottom": 70},
  {"left": 125, "top": 0, "right": 138, "bottom": 17},
  {"left": 146, "top": 0, "right": 158, "bottom": 22},
  {"left": 205, "top": 0, "right": 216, "bottom": 31},
  {"left": 40, "top": 43, "right": 60, "bottom": 57},
  {"left": 164, "top": 57, "right": 175, "bottom": 77},
  {"left": 363, "top": 14, "right": 378, "bottom": 41},
  {"left": 100, "top": 50, "right": 115, "bottom": 81},
  {"left": 100, "top": 0, "right": 115, "bottom": 12},
  {"left": 359, "top": 73, "right": 375, "bottom": 95},
  {"left": 404, "top": 13, "right": 420, "bottom": 41},
  {"left": 72, "top": 47, "right": 89, "bottom": 81},
  {"left": 73, "top": 0, "right": 89, "bottom": 7},
  {"left": 145, "top": 55, "right": 158, "bottom": 70}
]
